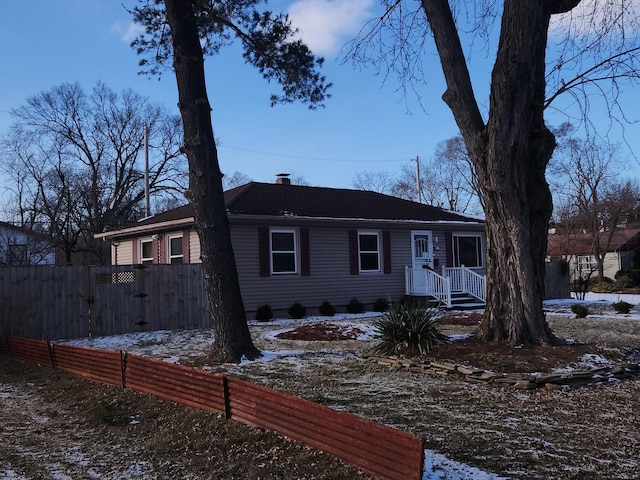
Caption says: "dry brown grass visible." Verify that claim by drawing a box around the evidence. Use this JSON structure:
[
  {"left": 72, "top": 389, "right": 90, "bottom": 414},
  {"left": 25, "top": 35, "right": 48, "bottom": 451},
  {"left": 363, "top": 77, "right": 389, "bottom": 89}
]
[{"left": 2, "top": 306, "right": 640, "bottom": 479}]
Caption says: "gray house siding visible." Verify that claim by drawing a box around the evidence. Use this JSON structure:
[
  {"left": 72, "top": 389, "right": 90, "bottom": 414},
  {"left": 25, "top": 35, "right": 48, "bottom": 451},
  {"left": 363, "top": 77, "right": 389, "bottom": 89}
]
[
  {"left": 232, "top": 223, "right": 408, "bottom": 315},
  {"left": 231, "top": 220, "right": 484, "bottom": 315}
]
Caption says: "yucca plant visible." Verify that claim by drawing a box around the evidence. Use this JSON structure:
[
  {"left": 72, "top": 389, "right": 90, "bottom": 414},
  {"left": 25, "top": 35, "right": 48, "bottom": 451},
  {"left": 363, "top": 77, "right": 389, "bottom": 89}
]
[{"left": 371, "top": 304, "right": 448, "bottom": 356}]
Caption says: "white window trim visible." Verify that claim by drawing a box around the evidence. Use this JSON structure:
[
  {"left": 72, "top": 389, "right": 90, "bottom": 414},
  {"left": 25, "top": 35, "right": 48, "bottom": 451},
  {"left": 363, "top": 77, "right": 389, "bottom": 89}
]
[
  {"left": 577, "top": 255, "right": 597, "bottom": 271},
  {"left": 270, "top": 228, "right": 298, "bottom": 274},
  {"left": 167, "top": 234, "right": 184, "bottom": 264},
  {"left": 358, "top": 230, "right": 381, "bottom": 273},
  {"left": 140, "top": 238, "right": 154, "bottom": 264},
  {"left": 452, "top": 232, "right": 484, "bottom": 269}
]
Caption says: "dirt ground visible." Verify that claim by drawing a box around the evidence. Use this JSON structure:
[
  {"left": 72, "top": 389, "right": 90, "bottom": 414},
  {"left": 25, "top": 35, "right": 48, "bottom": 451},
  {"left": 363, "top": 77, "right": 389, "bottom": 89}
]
[{"left": 2, "top": 308, "right": 640, "bottom": 479}]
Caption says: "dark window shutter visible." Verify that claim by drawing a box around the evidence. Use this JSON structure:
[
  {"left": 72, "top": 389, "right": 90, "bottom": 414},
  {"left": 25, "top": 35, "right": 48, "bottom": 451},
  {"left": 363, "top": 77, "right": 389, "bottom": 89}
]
[
  {"left": 153, "top": 238, "right": 160, "bottom": 264},
  {"left": 132, "top": 240, "right": 139, "bottom": 264},
  {"left": 258, "top": 227, "right": 270, "bottom": 277},
  {"left": 383, "top": 230, "right": 391, "bottom": 274},
  {"left": 300, "top": 228, "right": 310, "bottom": 276},
  {"left": 445, "top": 231, "right": 453, "bottom": 267},
  {"left": 349, "top": 230, "right": 359, "bottom": 275},
  {"left": 182, "top": 231, "right": 190, "bottom": 263}
]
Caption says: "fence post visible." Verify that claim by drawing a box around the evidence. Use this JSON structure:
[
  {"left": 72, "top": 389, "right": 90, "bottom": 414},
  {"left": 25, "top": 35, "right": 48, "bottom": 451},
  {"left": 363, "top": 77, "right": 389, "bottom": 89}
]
[
  {"left": 120, "top": 351, "right": 127, "bottom": 389},
  {"left": 223, "top": 375, "right": 231, "bottom": 420}
]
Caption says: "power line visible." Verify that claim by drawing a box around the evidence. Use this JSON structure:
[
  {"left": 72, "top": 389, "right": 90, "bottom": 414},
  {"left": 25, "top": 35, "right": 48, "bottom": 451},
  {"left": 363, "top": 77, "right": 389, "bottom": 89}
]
[{"left": 218, "top": 144, "right": 411, "bottom": 163}]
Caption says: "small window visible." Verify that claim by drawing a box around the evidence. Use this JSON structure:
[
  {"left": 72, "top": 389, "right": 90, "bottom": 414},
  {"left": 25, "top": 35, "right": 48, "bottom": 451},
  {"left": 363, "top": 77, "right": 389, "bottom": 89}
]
[
  {"left": 168, "top": 235, "right": 184, "bottom": 264},
  {"left": 452, "top": 234, "right": 483, "bottom": 268},
  {"left": 358, "top": 232, "right": 380, "bottom": 272},
  {"left": 577, "top": 255, "right": 597, "bottom": 272},
  {"left": 271, "top": 229, "right": 297, "bottom": 274},
  {"left": 141, "top": 239, "right": 154, "bottom": 264}
]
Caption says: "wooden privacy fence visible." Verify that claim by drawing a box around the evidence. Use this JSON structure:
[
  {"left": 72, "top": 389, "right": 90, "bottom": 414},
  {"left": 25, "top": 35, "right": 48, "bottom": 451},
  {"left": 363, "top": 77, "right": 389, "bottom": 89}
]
[
  {"left": 2, "top": 335, "right": 425, "bottom": 480},
  {"left": 0, "top": 265, "right": 209, "bottom": 340}
]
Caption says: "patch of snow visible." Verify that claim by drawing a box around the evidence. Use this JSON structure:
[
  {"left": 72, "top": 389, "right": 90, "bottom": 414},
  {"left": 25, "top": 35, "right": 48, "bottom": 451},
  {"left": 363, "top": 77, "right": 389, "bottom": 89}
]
[{"left": 423, "top": 451, "right": 508, "bottom": 479}]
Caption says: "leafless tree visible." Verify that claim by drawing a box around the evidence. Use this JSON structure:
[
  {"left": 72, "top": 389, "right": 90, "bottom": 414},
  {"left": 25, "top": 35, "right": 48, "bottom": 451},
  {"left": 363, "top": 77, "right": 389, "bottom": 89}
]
[
  {"left": 345, "top": 0, "right": 640, "bottom": 346},
  {"left": 352, "top": 170, "right": 397, "bottom": 194},
  {"left": 551, "top": 137, "right": 639, "bottom": 279},
  {"left": 0, "top": 82, "right": 186, "bottom": 264},
  {"left": 222, "top": 171, "right": 252, "bottom": 191}
]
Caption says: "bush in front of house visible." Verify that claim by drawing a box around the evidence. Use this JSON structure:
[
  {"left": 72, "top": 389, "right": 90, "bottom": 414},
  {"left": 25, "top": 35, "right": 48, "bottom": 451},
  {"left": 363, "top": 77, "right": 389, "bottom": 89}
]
[
  {"left": 371, "top": 304, "right": 448, "bottom": 356},
  {"left": 591, "top": 281, "right": 619, "bottom": 293},
  {"left": 615, "top": 269, "right": 640, "bottom": 288},
  {"left": 571, "top": 304, "right": 589, "bottom": 318},
  {"left": 345, "top": 298, "right": 365, "bottom": 314},
  {"left": 318, "top": 300, "right": 336, "bottom": 317},
  {"left": 287, "top": 302, "right": 307, "bottom": 319},
  {"left": 372, "top": 297, "right": 390, "bottom": 312},
  {"left": 255, "top": 303, "right": 273, "bottom": 322},
  {"left": 612, "top": 301, "right": 633, "bottom": 314}
]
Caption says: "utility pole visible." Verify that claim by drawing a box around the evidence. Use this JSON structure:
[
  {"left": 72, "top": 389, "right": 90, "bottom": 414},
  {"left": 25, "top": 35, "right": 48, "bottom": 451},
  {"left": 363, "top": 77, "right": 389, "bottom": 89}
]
[
  {"left": 144, "top": 126, "right": 150, "bottom": 218},
  {"left": 413, "top": 156, "right": 421, "bottom": 203}
]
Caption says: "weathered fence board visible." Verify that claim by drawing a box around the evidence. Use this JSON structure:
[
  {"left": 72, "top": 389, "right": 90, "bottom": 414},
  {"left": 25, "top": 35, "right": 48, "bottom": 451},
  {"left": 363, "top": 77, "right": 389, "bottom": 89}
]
[
  {"left": 226, "top": 377, "right": 424, "bottom": 480},
  {"left": 0, "top": 265, "right": 209, "bottom": 340},
  {"left": 5, "top": 336, "right": 53, "bottom": 366},
  {"left": 0, "top": 266, "right": 88, "bottom": 339},
  {"left": 52, "top": 343, "right": 124, "bottom": 387},
  {"left": 124, "top": 354, "right": 226, "bottom": 414}
]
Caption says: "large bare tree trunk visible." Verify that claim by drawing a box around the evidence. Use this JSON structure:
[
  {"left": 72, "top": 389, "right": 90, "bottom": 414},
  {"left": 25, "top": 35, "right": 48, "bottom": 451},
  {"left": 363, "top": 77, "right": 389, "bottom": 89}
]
[
  {"left": 423, "top": 0, "right": 565, "bottom": 345},
  {"left": 164, "top": 0, "right": 260, "bottom": 362}
]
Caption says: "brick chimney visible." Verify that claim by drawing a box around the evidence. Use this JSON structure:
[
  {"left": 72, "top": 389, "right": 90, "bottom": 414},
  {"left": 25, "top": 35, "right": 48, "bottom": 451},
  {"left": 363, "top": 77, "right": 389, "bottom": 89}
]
[{"left": 276, "top": 173, "right": 291, "bottom": 185}]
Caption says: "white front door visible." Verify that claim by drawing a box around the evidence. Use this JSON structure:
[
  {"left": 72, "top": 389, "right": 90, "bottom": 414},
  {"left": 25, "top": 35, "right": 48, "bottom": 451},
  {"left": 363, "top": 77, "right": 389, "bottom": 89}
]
[
  {"left": 411, "top": 231, "right": 433, "bottom": 294},
  {"left": 411, "top": 231, "right": 433, "bottom": 269}
]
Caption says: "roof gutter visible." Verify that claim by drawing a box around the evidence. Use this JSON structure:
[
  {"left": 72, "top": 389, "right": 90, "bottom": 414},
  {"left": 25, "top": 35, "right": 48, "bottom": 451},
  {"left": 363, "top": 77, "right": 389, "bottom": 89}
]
[{"left": 94, "top": 217, "right": 195, "bottom": 240}]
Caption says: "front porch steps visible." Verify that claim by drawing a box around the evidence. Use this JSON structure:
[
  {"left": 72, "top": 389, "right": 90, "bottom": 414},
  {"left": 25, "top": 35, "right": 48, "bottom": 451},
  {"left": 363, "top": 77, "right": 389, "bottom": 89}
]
[{"left": 424, "top": 293, "right": 484, "bottom": 310}]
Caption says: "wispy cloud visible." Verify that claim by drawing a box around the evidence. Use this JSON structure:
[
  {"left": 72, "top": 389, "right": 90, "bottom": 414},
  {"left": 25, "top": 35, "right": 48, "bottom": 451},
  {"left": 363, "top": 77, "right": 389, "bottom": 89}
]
[
  {"left": 288, "top": 0, "right": 374, "bottom": 56},
  {"left": 111, "top": 20, "right": 145, "bottom": 43}
]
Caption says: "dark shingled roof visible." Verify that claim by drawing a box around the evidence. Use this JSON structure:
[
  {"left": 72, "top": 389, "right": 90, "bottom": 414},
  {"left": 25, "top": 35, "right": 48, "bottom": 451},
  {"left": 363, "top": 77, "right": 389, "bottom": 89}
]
[
  {"left": 547, "top": 228, "right": 640, "bottom": 256},
  {"left": 136, "top": 182, "right": 482, "bottom": 226}
]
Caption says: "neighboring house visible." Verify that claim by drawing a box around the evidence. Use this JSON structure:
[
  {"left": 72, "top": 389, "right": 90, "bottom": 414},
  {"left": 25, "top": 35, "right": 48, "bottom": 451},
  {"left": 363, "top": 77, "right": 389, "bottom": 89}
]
[
  {"left": 0, "top": 221, "right": 56, "bottom": 266},
  {"left": 546, "top": 228, "right": 640, "bottom": 281},
  {"left": 96, "top": 179, "right": 486, "bottom": 314}
]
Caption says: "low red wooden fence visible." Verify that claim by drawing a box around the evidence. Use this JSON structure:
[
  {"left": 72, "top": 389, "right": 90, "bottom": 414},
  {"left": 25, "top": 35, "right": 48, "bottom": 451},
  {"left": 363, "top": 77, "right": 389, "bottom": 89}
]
[
  {"left": 52, "top": 343, "right": 124, "bottom": 387},
  {"left": 227, "top": 377, "right": 424, "bottom": 480},
  {"left": 1, "top": 335, "right": 425, "bottom": 480},
  {"left": 5, "top": 336, "right": 52, "bottom": 366},
  {"left": 124, "top": 354, "right": 227, "bottom": 415}
]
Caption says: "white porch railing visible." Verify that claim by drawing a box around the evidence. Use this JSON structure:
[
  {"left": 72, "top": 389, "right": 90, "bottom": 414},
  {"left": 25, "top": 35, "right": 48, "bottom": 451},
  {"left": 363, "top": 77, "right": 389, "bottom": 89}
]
[
  {"left": 405, "top": 265, "right": 486, "bottom": 306},
  {"left": 405, "top": 266, "right": 452, "bottom": 308},
  {"left": 443, "top": 266, "right": 486, "bottom": 302}
]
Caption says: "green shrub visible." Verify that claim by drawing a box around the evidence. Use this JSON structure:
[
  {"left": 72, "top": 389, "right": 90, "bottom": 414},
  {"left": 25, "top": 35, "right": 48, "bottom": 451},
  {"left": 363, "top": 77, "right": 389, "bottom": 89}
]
[
  {"left": 345, "top": 298, "right": 365, "bottom": 314},
  {"left": 318, "top": 300, "right": 336, "bottom": 317},
  {"left": 612, "top": 301, "right": 633, "bottom": 314},
  {"left": 571, "top": 304, "right": 589, "bottom": 318},
  {"left": 371, "top": 304, "right": 448, "bottom": 356},
  {"left": 372, "top": 297, "right": 390, "bottom": 312},
  {"left": 255, "top": 303, "right": 273, "bottom": 322},
  {"left": 287, "top": 302, "right": 307, "bottom": 319}
]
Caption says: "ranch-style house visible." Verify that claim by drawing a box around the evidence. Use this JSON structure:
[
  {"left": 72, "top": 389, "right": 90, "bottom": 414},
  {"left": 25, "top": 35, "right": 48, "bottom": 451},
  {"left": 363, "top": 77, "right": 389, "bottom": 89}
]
[{"left": 96, "top": 178, "right": 487, "bottom": 315}]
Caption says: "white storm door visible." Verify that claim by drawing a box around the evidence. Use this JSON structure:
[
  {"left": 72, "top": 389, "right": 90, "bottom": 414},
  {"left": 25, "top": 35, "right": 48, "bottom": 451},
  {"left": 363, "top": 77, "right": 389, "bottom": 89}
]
[
  {"left": 412, "top": 231, "right": 433, "bottom": 269},
  {"left": 411, "top": 231, "right": 433, "bottom": 294}
]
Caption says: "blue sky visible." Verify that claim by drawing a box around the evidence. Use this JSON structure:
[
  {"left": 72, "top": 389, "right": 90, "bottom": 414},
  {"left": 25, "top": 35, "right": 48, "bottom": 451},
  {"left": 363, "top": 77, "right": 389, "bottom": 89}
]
[{"left": 1, "top": 0, "right": 639, "bottom": 194}]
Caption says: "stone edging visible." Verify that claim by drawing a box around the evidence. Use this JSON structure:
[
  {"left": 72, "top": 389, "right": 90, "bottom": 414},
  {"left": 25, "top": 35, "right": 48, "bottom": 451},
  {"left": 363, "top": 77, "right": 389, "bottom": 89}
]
[{"left": 361, "top": 355, "right": 640, "bottom": 390}]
